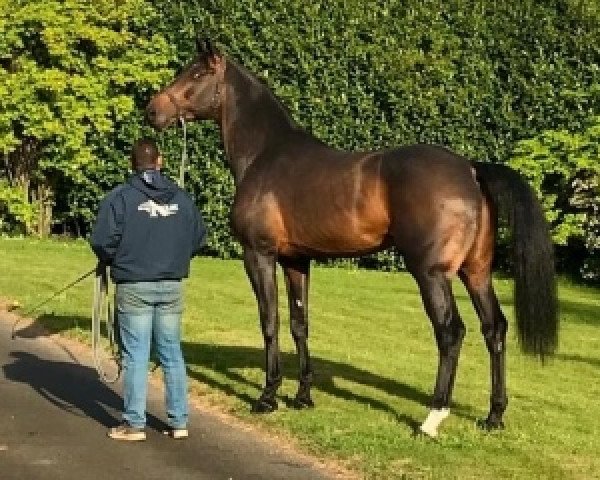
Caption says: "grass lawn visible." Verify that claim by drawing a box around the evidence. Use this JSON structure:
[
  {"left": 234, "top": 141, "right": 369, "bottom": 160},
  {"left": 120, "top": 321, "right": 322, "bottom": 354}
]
[{"left": 0, "top": 236, "right": 599, "bottom": 479}]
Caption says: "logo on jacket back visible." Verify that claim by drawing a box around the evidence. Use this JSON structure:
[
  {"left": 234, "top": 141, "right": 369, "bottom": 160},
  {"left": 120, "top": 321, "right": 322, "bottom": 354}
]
[{"left": 138, "top": 200, "right": 179, "bottom": 217}]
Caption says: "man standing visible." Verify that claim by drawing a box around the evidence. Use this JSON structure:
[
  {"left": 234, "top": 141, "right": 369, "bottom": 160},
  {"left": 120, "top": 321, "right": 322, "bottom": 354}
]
[{"left": 90, "top": 138, "right": 206, "bottom": 441}]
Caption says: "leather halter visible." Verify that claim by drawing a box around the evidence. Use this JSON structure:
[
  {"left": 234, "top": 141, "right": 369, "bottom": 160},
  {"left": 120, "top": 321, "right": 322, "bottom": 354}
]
[
  {"left": 165, "top": 90, "right": 182, "bottom": 118},
  {"left": 164, "top": 73, "right": 222, "bottom": 119}
]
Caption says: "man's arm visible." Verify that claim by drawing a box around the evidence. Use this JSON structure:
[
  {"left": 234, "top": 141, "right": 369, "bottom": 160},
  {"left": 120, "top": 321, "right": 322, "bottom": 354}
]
[
  {"left": 89, "top": 194, "right": 124, "bottom": 265},
  {"left": 191, "top": 207, "right": 207, "bottom": 257}
]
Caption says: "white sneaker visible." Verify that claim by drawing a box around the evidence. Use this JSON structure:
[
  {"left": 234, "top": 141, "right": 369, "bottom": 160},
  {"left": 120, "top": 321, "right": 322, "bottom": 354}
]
[{"left": 163, "top": 427, "right": 188, "bottom": 439}]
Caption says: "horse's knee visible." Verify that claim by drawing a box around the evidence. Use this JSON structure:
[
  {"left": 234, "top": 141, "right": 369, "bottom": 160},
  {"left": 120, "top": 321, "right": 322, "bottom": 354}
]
[
  {"left": 455, "top": 320, "right": 466, "bottom": 339},
  {"left": 260, "top": 317, "right": 279, "bottom": 342},
  {"left": 436, "top": 320, "right": 466, "bottom": 354},
  {"left": 482, "top": 317, "right": 507, "bottom": 353},
  {"left": 290, "top": 316, "right": 308, "bottom": 341},
  {"left": 263, "top": 331, "right": 277, "bottom": 344},
  {"left": 496, "top": 316, "right": 508, "bottom": 336}
]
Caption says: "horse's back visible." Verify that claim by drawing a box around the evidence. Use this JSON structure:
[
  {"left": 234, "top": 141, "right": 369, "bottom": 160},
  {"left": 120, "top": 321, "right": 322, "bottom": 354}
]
[
  {"left": 382, "top": 144, "right": 479, "bottom": 207},
  {"left": 233, "top": 142, "right": 483, "bottom": 267}
]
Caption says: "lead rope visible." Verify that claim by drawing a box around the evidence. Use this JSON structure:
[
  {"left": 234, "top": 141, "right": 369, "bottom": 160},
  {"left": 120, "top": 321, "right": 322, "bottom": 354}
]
[
  {"left": 177, "top": 0, "right": 191, "bottom": 189},
  {"left": 178, "top": 116, "right": 187, "bottom": 188},
  {"left": 10, "top": 267, "right": 97, "bottom": 339},
  {"left": 91, "top": 266, "right": 121, "bottom": 383}
]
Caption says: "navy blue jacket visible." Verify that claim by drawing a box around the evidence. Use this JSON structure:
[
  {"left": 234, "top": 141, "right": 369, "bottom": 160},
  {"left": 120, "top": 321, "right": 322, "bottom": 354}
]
[{"left": 90, "top": 170, "right": 206, "bottom": 283}]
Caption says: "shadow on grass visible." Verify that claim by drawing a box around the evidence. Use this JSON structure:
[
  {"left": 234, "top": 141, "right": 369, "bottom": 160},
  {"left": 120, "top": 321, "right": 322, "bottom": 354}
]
[
  {"left": 558, "top": 298, "right": 600, "bottom": 327},
  {"left": 22, "top": 313, "right": 482, "bottom": 429},
  {"left": 556, "top": 353, "right": 600, "bottom": 368},
  {"left": 181, "top": 342, "right": 484, "bottom": 429},
  {"left": 2, "top": 350, "right": 167, "bottom": 432}
]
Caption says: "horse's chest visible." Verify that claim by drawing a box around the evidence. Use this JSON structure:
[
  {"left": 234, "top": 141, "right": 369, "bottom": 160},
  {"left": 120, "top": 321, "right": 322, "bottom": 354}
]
[{"left": 231, "top": 191, "right": 286, "bottom": 249}]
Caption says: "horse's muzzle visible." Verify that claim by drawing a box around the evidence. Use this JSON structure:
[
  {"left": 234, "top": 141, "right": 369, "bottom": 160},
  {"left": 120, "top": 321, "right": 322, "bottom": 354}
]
[{"left": 146, "top": 96, "right": 174, "bottom": 130}]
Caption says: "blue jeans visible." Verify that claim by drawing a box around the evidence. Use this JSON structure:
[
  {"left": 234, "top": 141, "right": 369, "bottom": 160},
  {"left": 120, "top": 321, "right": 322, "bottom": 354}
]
[{"left": 116, "top": 280, "right": 187, "bottom": 429}]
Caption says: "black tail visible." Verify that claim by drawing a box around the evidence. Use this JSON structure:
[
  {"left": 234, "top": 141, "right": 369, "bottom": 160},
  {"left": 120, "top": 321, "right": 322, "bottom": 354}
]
[{"left": 474, "top": 162, "right": 559, "bottom": 360}]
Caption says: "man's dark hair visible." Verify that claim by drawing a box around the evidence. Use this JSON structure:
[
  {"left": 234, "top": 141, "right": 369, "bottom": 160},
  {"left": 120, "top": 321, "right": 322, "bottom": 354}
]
[{"left": 131, "top": 138, "right": 160, "bottom": 170}]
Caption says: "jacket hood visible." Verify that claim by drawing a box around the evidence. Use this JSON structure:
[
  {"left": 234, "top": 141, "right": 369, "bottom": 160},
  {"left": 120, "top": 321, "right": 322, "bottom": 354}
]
[{"left": 127, "top": 170, "right": 178, "bottom": 204}]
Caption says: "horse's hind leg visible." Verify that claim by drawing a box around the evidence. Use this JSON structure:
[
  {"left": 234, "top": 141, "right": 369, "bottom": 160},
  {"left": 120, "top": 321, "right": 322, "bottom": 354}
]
[
  {"left": 460, "top": 268, "right": 508, "bottom": 429},
  {"left": 280, "top": 256, "right": 314, "bottom": 409},
  {"left": 243, "top": 247, "right": 282, "bottom": 413},
  {"left": 460, "top": 194, "right": 508, "bottom": 429},
  {"left": 413, "top": 268, "right": 466, "bottom": 437}
]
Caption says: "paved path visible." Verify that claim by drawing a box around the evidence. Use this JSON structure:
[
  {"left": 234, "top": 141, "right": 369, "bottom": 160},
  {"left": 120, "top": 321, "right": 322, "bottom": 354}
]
[{"left": 0, "top": 315, "right": 333, "bottom": 480}]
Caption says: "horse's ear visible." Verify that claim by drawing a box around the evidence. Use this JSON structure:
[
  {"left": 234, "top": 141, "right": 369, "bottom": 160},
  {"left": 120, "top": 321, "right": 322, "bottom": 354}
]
[
  {"left": 205, "top": 40, "right": 224, "bottom": 72},
  {"left": 196, "top": 36, "right": 207, "bottom": 53},
  {"left": 196, "top": 35, "right": 223, "bottom": 71},
  {"left": 205, "top": 37, "right": 214, "bottom": 56},
  {"left": 208, "top": 54, "right": 224, "bottom": 74}
]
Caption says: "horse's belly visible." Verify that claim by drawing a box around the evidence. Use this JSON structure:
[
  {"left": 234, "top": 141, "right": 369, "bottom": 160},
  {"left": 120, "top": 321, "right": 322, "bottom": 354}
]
[
  {"left": 281, "top": 208, "right": 390, "bottom": 257},
  {"left": 232, "top": 157, "right": 390, "bottom": 256}
]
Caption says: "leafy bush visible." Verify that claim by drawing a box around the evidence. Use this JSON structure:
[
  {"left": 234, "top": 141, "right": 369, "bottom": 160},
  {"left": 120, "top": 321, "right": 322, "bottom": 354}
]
[
  {"left": 0, "top": 181, "right": 37, "bottom": 234},
  {"left": 1, "top": 0, "right": 599, "bottom": 279},
  {"left": 509, "top": 118, "right": 600, "bottom": 280},
  {"left": 0, "top": 0, "right": 173, "bottom": 235},
  {"left": 148, "top": 0, "right": 600, "bottom": 273}
]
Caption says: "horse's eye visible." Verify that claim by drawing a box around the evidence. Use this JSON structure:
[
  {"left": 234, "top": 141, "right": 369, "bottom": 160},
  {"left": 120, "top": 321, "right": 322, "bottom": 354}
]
[{"left": 193, "top": 72, "right": 201, "bottom": 79}]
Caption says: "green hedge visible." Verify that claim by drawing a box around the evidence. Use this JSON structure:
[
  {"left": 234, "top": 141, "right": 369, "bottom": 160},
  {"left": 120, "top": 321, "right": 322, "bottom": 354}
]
[
  {"left": 145, "top": 0, "right": 600, "bottom": 274},
  {"left": 3, "top": 0, "right": 600, "bottom": 278}
]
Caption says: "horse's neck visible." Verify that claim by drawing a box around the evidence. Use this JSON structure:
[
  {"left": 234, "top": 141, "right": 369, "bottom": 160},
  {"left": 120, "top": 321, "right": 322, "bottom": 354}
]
[{"left": 219, "top": 61, "right": 303, "bottom": 184}]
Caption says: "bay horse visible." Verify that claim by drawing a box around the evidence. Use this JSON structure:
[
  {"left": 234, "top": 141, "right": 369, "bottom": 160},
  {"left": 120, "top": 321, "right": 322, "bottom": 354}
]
[{"left": 146, "top": 38, "right": 558, "bottom": 437}]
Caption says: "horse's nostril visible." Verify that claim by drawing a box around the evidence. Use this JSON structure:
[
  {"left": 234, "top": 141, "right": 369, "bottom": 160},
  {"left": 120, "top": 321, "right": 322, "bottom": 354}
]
[{"left": 146, "top": 104, "right": 157, "bottom": 121}]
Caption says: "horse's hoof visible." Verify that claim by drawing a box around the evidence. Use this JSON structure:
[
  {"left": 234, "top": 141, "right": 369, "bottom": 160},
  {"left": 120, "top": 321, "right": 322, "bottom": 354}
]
[
  {"left": 477, "top": 417, "right": 505, "bottom": 431},
  {"left": 251, "top": 397, "right": 278, "bottom": 414},
  {"left": 291, "top": 396, "right": 314, "bottom": 410},
  {"left": 411, "top": 425, "right": 439, "bottom": 441},
  {"left": 418, "top": 408, "right": 449, "bottom": 439},
  {"left": 418, "top": 425, "right": 440, "bottom": 439}
]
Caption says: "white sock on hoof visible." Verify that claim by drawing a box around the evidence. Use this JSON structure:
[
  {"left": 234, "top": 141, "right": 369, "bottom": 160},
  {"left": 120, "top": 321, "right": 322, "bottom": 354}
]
[{"left": 420, "top": 408, "right": 450, "bottom": 438}]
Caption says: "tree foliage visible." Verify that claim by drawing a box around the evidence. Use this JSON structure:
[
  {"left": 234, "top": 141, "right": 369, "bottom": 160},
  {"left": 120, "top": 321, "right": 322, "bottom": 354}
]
[
  {"left": 1, "top": 0, "right": 599, "bottom": 280},
  {"left": 0, "top": 0, "right": 172, "bottom": 234},
  {"left": 150, "top": 0, "right": 600, "bottom": 273},
  {"left": 509, "top": 117, "right": 600, "bottom": 279}
]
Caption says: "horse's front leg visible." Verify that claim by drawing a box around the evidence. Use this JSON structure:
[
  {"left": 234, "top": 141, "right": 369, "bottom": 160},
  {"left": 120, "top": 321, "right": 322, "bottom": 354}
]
[
  {"left": 280, "top": 256, "right": 314, "bottom": 409},
  {"left": 243, "top": 247, "right": 281, "bottom": 413}
]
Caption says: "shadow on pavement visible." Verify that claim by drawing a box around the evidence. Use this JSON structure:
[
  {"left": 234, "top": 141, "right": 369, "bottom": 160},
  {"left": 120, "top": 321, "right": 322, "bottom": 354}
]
[
  {"left": 14, "top": 314, "right": 480, "bottom": 430},
  {"left": 2, "top": 350, "right": 168, "bottom": 432}
]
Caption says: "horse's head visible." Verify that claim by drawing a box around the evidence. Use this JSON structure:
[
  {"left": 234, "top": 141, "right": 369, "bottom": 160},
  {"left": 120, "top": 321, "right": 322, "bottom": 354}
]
[{"left": 146, "top": 37, "right": 226, "bottom": 130}]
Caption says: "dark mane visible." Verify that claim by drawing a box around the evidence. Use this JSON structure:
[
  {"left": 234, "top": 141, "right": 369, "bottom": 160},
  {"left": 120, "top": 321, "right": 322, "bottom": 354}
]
[
  {"left": 226, "top": 59, "right": 298, "bottom": 133},
  {"left": 237, "top": 60, "right": 300, "bottom": 126},
  {"left": 219, "top": 58, "right": 331, "bottom": 181}
]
